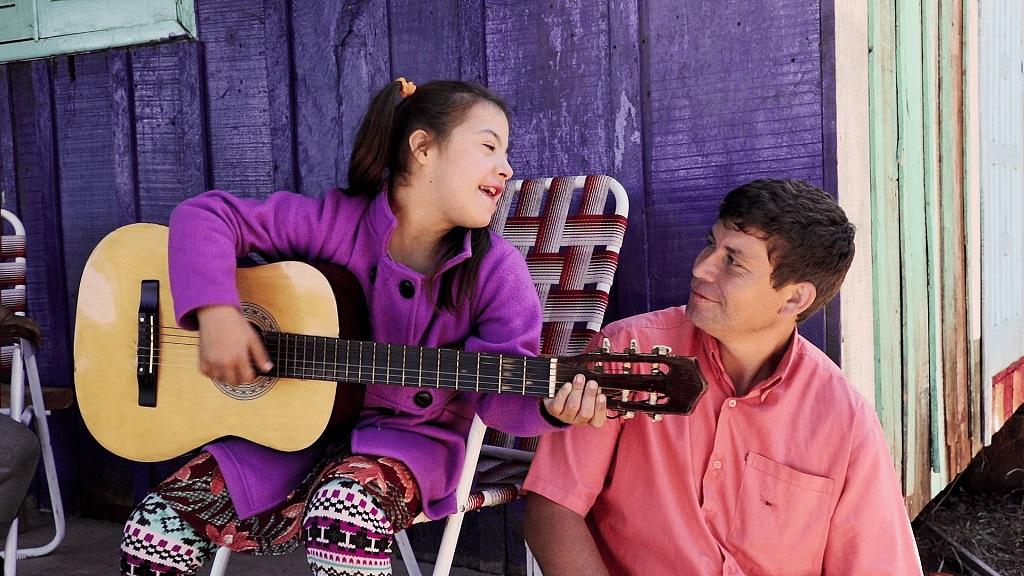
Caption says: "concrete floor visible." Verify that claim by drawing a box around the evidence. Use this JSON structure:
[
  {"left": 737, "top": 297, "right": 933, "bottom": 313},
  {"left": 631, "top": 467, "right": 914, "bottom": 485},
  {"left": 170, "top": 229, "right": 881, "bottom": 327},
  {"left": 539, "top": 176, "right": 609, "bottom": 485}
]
[{"left": 3, "top": 510, "right": 487, "bottom": 576}]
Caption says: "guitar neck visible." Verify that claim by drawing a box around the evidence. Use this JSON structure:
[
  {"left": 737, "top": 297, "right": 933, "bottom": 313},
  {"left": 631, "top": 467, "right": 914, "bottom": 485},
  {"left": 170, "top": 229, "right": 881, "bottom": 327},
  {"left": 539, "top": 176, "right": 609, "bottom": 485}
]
[{"left": 263, "top": 332, "right": 568, "bottom": 398}]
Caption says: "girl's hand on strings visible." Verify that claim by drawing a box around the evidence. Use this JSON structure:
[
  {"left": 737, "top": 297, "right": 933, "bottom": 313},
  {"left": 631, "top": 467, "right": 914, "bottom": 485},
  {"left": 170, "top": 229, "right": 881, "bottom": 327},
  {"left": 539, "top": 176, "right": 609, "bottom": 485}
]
[
  {"left": 543, "top": 374, "right": 608, "bottom": 428},
  {"left": 196, "top": 305, "right": 273, "bottom": 386}
]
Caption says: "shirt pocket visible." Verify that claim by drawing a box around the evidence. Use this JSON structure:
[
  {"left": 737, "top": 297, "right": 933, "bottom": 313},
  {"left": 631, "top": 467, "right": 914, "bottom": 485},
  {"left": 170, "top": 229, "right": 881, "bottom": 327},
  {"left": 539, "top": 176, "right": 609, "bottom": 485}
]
[{"left": 726, "top": 452, "right": 835, "bottom": 575}]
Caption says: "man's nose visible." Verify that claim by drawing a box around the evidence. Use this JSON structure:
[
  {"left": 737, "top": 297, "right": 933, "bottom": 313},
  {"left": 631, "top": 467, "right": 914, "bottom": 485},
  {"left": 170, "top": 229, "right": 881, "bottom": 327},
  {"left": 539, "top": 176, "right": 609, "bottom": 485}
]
[{"left": 692, "top": 249, "right": 716, "bottom": 281}]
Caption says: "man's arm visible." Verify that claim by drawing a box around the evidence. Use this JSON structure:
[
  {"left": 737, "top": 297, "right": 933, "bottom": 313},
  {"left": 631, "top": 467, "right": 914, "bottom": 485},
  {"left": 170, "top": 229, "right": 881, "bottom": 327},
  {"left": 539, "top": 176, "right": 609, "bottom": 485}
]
[
  {"left": 524, "top": 493, "right": 610, "bottom": 576},
  {"left": 822, "top": 408, "right": 922, "bottom": 574}
]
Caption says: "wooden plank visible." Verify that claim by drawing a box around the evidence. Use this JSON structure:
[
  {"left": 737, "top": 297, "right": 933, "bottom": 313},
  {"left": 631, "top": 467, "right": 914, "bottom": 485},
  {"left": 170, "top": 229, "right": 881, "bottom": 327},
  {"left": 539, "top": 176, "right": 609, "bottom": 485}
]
[
  {"left": 131, "top": 41, "right": 206, "bottom": 222},
  {"left": 291, "top": 0, "right": 389, "bottom": 197},
  {"left": 197, "top": 0, "right": 273, "bottom": 195},
  {"left": 109, "top": 50, "right": 140, "bottom": 225},
  {"left": 920, "top": 0, "right": 945, "bottom": 494},
  {"left": 939, "top": 0, "right": 973, "bottom": 477},
  {"left": 868, "top": 0, "right": 904, "bottom": 477},
  {"left": 894, "top": 0, "right": 932, "bottom": 515},
  {"left": 389, "top": 0, "right": 462, "bottom": 80},
  {"left": 606, "top": 0, "right": 648, "bottom": 321},
  {"left": 264, "top": 0, "right": 296, "bottom": 193},
  {"left": 835, "top": 0, "right": 876, "bottom": 402},
  {"left": 0, "top": 66, "right": 15, "bottom": 206},
  {"left": 819, "top": 0, "right": 842, "bottom": 362},
  {"left": 458, "top": 0, "right": 486, "bottom": 83},
  {"left": 52, "top": 53, "right": 121, "bottom": 327},
  {"left": 485, "top": 1, "right": 611, "bottom": 178}
]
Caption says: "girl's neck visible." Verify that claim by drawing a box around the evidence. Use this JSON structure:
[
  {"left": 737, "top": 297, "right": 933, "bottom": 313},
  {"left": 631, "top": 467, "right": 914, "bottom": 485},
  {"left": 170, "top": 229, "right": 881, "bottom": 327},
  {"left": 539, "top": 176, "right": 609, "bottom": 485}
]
[{"left": 387, "top": 185, "right": 450, "bottom": 275}]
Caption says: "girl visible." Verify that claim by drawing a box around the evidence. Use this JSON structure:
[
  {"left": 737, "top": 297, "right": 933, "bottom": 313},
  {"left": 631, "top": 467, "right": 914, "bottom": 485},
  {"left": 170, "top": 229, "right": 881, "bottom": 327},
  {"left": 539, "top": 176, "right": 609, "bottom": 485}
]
[{"left": 119, "top": 78, "right": 606, "bottom": 576}]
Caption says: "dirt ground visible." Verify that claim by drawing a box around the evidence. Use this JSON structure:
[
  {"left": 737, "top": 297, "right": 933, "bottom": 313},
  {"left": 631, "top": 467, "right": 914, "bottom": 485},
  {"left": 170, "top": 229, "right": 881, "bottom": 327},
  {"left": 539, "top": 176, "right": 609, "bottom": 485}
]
[
  {"left": 914, "top": 415, "right": 1024, "bottom": 575},
  {"left": 915, "top": 482, "right": 1024, "bottom": 575}
]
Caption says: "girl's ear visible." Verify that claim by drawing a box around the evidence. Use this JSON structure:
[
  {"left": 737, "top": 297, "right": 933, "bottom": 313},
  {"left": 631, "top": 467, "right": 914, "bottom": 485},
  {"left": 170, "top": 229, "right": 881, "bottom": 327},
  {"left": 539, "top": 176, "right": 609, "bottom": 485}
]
[
  {"left": 779, "top": 281, "right": 816, "bottom": 319},
  {"left": 408, "top": 129, "right": 433, "bottom": 166}
]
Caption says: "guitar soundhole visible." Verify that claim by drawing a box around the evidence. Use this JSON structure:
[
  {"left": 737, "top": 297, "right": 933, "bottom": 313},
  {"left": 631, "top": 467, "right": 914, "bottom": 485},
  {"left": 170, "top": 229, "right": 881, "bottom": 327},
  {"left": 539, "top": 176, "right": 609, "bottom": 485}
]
[{"left": 212, "top": 302, "right": 280, "bottom": 401}]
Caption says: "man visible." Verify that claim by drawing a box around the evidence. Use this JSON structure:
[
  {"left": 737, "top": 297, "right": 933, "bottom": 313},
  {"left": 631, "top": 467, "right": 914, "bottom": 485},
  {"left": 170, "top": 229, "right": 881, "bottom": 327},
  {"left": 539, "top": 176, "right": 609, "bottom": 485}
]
[
  {"left": 523, "top": 179, "right": 921, "bottom": 575},
  {"left": 0, "top": 304, "right": 41, "bottom": 537}
]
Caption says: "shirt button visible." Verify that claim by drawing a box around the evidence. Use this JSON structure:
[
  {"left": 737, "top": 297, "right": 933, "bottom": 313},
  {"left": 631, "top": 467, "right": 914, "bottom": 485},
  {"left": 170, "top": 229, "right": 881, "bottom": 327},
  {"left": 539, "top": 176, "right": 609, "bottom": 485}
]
[
  {"left": 728, "top": 399, "right": 737, "bottom": 408},
  {"left": 413, "top": 391, "right": 433, "bottom": 408},
  {"left": 712, "top": 460, "right": 722, "bottom": 470},
  {"left": 399, "top": 279, "right": 415, "bottom": 298}
]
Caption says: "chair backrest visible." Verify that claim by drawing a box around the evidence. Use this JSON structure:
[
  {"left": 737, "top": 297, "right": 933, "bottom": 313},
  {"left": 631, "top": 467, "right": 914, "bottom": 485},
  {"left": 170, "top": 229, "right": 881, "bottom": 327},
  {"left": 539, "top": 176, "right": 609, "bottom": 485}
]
[
  {"left": 0, "top": 209, "right": 27, "bottom": 377},
  {"left": 490, "top": 175, "right": 628, "bottom": 356},
  {"left": 486, "top": 175, "right": 628, "bottom": 448}
]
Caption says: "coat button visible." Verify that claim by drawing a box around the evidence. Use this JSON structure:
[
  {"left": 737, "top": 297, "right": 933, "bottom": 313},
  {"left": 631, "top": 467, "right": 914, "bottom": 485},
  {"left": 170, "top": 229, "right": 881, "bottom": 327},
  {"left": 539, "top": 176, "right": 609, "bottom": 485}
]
[
  {"left": 399, "top": 279, "right": 415, "bottom": 298},
  {"left": 413, "top": 391, "right": 433, "bottom": 408},
  {"left": 369, "top": 265, "right": 377, "bottom": 284}
]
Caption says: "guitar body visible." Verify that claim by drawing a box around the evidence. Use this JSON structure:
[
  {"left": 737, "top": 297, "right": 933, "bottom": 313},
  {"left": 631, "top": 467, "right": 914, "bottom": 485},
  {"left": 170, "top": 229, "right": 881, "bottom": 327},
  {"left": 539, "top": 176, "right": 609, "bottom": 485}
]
[{"left": 74, "top": 223, "right": 366, "bottom": 462}]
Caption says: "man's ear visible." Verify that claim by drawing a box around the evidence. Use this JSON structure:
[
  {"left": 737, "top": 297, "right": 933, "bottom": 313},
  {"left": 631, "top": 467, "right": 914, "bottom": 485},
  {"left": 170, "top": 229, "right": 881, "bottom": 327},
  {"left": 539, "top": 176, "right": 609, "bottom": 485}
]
[
  {"left": 780, "top": 281, "right": 816, "bottom": 318},
  {"left": 408, "top": 129, "right": 433, "bottom": 166}
]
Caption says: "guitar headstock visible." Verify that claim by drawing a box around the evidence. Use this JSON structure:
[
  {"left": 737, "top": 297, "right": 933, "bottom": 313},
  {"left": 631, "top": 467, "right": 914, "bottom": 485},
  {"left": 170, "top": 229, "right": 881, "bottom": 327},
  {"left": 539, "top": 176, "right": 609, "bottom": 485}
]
[{"left": 557, "top": 339, "right": 708, "bottom": 419}]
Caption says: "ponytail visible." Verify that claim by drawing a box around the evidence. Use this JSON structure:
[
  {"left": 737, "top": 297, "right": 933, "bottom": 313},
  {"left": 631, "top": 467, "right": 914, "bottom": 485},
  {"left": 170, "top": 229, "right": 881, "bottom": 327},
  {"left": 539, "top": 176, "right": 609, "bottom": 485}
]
[{"left": 346, "top": 81, "right": 404, "bottom": 197}]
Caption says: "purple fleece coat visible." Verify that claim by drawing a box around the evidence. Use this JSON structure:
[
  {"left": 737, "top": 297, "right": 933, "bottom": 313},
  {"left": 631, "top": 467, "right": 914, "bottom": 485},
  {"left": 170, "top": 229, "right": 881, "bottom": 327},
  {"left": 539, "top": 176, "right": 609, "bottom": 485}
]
[{"left": 167, "top": 188, "right": 558, "bottom": 520}]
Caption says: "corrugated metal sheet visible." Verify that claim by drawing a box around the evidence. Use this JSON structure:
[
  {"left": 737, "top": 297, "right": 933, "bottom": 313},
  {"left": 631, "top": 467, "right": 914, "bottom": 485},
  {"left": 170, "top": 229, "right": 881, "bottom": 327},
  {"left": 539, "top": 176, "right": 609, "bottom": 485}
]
[{"left": 980, "top": 0, "right": 1024, "bottom": 440}]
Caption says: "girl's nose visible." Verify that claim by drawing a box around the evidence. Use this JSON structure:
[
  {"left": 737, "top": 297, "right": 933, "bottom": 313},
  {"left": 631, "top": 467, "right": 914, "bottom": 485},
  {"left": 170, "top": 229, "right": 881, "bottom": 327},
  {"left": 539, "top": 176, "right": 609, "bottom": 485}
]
[{"left": 498, "top": 157, "right": 513, "bottom": 180}]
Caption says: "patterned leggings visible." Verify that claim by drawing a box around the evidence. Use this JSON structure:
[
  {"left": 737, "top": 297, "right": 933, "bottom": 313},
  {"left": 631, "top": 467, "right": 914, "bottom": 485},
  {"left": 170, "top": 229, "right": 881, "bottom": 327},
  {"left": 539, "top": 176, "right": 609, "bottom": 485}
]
[{"left": 120, "top": 450, "right": 420, "bottom": 576}]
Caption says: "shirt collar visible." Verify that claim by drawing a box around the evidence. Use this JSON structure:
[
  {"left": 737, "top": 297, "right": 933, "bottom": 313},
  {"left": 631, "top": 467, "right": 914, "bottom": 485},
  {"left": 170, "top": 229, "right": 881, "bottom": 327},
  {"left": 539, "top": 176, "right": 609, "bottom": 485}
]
[
  {"left": 699, "top": 326, "right": 802, "bottom": 402},
  {"left": 366, "top": 188, "right": 474, "bottom": 275}
]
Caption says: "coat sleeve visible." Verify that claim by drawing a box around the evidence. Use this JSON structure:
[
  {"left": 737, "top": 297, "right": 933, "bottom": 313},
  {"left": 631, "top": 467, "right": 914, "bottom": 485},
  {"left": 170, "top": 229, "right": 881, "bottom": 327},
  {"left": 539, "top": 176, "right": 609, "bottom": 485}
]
[
  {"left": 460, "top": 238, "right": 558, "bottom": 437},
  {"left": 821, "top": 407, "right": 923, "bottom": 575},
  {"left": 167, "top": 189, "right": 360, "bottom": 329}
]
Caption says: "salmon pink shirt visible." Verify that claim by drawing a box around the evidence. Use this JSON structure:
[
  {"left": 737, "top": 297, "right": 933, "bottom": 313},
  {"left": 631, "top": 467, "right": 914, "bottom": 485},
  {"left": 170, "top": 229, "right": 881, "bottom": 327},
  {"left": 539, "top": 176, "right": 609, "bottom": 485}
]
[{"left": 523, "top": 306, "right": 921, "bottom": 575}]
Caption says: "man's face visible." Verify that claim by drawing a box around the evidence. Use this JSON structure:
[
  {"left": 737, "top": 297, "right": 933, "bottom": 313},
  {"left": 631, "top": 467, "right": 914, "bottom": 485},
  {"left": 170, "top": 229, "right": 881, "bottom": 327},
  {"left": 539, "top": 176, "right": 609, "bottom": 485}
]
[{"left": 685, "top": 220, "right": 793, "bottom": 341}]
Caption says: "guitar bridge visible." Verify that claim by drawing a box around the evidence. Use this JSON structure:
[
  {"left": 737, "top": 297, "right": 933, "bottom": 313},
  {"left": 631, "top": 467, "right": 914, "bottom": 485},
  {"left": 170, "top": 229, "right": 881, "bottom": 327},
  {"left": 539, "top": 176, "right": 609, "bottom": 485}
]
[{"left": 136, "top": 280, "right": 160, "bottom": 407}]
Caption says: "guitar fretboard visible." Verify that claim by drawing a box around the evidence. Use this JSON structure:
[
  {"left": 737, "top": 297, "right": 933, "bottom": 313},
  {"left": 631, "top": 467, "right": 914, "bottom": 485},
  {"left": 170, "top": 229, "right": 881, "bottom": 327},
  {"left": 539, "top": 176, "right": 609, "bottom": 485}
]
[{"left": 262, "top": 333, "right": 563, "bottom": 397}]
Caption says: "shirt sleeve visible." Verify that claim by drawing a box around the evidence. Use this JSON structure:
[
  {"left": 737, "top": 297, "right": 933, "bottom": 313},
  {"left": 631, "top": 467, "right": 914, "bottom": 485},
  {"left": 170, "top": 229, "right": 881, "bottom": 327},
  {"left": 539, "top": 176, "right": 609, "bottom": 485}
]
[
  {"left": 822, "top": 407, "right": 923, "bottom": 575},
  {"left": 168, "top": 189, "right": 357, "bottom": 329},
  {"left": 464, "top": 238, "right": 555, "bottom": 437},
  {"left": 523, "top": 415, "right": 623, "bottom": 517}
]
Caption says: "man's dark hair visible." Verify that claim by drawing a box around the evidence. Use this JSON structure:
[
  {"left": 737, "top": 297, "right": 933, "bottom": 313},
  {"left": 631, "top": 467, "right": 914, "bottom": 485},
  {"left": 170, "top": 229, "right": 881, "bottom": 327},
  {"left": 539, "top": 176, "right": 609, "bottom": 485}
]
[{"left": 718, "top": 179, "right": 855, "bottom": 322}]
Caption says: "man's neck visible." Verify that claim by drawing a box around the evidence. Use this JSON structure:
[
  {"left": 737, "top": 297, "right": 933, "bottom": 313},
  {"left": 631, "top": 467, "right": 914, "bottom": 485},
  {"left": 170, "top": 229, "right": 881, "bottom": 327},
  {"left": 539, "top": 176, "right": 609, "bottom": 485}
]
[{"left": 717, "top": 327, "right": 795, "bottom": 397}]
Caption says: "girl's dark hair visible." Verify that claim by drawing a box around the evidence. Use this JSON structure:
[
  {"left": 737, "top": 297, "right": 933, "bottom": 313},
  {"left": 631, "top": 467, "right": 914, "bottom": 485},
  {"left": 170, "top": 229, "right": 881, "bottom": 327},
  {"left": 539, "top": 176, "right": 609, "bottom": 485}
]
[{"left": 346, "top": 80, "right": 511, "bottom": 311}]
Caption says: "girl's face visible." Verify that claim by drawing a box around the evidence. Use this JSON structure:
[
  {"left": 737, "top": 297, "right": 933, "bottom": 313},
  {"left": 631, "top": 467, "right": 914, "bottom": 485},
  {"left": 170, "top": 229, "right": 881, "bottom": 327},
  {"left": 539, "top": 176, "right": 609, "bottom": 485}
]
[{"left": 419, "top": 102, "right": 514, "bottom": 229}]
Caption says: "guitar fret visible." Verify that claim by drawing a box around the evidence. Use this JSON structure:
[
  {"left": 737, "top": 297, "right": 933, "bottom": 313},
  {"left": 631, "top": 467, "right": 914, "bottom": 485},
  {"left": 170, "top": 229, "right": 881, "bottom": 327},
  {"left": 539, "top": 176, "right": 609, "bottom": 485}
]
[
  {"left": 522, "top": 357, "right": 527, "bottom": 395},
  {"left": 475, "top": 353, "right": 480, "bottom": 392},
  {"left": 401, "top": 347, "right": 407, "bottom": 387}
]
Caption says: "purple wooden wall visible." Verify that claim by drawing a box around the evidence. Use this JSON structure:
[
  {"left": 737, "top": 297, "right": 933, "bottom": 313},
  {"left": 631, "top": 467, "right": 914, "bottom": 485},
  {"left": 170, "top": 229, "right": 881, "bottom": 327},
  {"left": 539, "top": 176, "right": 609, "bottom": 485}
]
[{"left": 0, "top": 0, "right": 835, "bottom": 572}]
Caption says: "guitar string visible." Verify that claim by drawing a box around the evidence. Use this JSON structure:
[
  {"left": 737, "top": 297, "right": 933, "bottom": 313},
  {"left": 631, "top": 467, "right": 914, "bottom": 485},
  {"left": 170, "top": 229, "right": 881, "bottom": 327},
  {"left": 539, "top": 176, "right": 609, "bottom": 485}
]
[
  {"left": 142, "top": 329, "right": 667, "bottom": 398},
  {"left": 130, "top": 353, "right": 653, "bottom": 397}
]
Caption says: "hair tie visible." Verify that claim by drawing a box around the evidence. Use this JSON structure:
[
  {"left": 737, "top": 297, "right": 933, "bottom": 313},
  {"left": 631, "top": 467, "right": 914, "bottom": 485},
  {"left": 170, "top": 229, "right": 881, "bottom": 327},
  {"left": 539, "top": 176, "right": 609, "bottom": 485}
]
[{"left": 395, "top": 77, "right": 417, "bottom": 98}]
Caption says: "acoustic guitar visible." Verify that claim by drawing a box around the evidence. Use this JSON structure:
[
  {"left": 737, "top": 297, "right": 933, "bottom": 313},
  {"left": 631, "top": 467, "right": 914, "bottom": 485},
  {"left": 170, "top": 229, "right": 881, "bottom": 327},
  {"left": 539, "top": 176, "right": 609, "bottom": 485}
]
[{"left": 74, "top": 224, "right": 708, "bottom": 462}]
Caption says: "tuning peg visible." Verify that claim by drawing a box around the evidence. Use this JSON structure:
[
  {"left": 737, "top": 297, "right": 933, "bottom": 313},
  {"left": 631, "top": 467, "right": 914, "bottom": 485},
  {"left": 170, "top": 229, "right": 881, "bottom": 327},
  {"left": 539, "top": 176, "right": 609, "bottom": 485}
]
[
  {"left": 647, "top": 413, "right": 664, "bottom": 422},
  {"left": 652, "top": 345, "right": 672, "bottom": 356},
  {"left": 628, "top": 338, "right": 639, "bottom": 354},
  {"left": 624, "top": 411, "right": 636, "bottom": 419},
  {"left": 599, "top": 337, "right": 611, "bottom": 354}
]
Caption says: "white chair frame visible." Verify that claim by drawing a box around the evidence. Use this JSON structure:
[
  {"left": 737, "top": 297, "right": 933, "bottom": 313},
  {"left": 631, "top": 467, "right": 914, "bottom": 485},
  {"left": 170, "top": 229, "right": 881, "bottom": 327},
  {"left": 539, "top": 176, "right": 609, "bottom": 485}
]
[{"left": 1, "top": 209, "right": 66, "bottom": 576}]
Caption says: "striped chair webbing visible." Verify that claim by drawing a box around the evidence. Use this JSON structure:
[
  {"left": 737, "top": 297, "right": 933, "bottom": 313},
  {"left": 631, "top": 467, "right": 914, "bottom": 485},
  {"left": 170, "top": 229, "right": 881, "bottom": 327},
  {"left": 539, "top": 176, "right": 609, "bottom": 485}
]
[
  {"left": 481, "top": 174, "right": 627, "bottom": 454},
  {"left": 1, "top": 232, "right": 28, "bottom": 375}
]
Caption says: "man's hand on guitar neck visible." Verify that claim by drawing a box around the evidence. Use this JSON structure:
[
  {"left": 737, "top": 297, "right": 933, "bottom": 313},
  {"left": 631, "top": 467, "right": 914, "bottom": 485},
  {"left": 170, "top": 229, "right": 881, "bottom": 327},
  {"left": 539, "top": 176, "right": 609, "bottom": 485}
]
[
  {"left": 543, "top": 374, "right": 608, "bottom": 428},
  {"left": 196, "top": 305, "right": 274, "bottom": 386}
]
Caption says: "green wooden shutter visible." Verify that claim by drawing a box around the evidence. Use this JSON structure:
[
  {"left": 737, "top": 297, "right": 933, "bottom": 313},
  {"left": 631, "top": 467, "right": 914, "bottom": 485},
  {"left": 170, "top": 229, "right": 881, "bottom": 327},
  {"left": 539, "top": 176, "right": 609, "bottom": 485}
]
[
  {"left": 0, "top": 0, "right": 35, "bottom": 43},
  {"left": 35, "top": 0, "right": 178, "bottom": 38},
  {"left": 0, "top": 0, "right": 196, "bottom": 63}
]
